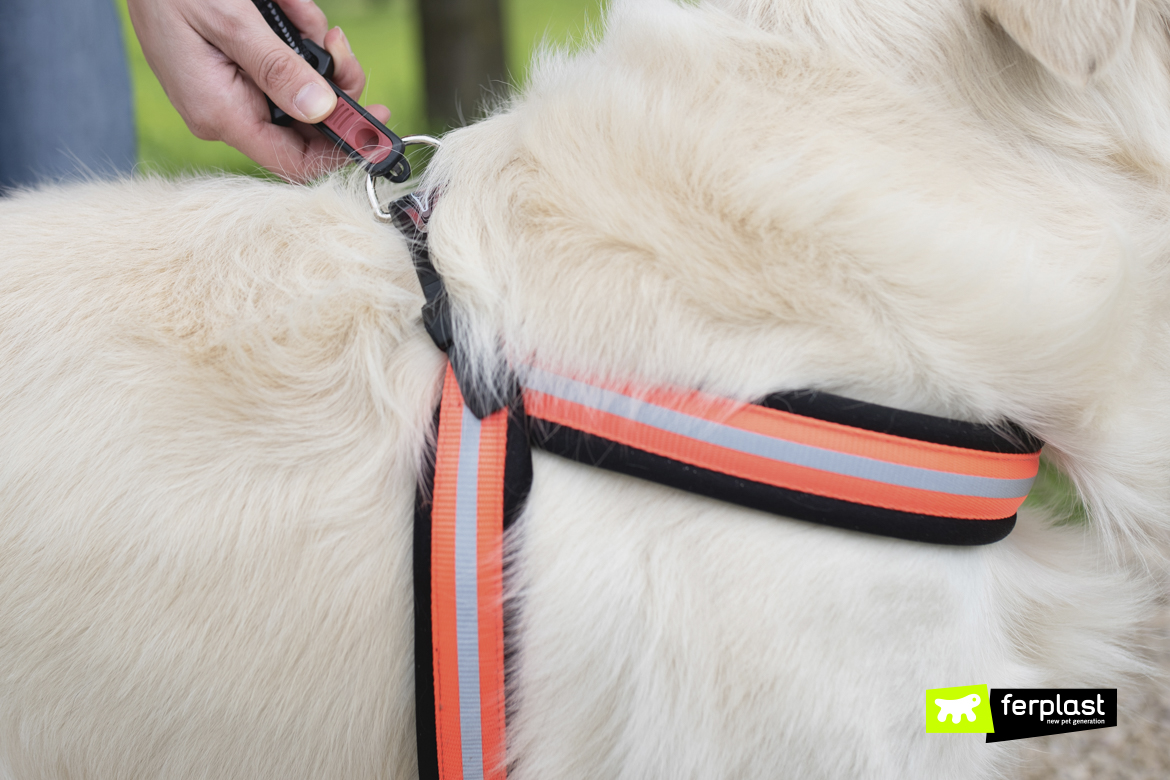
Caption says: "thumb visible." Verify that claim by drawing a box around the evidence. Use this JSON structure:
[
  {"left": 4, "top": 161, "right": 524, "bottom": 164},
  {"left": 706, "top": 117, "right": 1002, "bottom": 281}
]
[{"left": 220, "top": 19, "right": 337, "bottom": 124}]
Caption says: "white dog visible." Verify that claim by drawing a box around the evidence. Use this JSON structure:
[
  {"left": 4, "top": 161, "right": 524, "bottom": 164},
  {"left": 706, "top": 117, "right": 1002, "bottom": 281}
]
[{"left": 1, "top": 0, "right": 1168, "bottom": 778}]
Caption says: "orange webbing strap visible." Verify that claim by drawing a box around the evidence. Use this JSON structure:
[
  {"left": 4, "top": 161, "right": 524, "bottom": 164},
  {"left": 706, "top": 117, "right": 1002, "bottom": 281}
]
[
  {"left": 522, "top": 367, "right": 1042, "bottom": 545},
  {"left": 416, "top": 365, "right": 529, "bottom": 780}
]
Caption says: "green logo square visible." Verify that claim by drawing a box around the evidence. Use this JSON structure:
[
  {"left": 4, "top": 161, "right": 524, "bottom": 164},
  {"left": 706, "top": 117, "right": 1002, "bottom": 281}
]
[{"left": 926, "top": 684, "right": 995, "bottom": 733}]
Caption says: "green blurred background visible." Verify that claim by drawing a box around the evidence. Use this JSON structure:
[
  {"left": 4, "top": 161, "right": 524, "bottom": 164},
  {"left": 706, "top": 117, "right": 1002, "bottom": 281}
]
[{"left": 114, "top": 0, "right": 603, "bottom": 176}]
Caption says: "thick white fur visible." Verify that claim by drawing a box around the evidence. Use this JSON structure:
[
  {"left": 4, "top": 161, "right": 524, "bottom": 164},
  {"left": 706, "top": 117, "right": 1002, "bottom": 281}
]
[{"left": 2, "top": 0, "right": 1169, "bottom": 778}]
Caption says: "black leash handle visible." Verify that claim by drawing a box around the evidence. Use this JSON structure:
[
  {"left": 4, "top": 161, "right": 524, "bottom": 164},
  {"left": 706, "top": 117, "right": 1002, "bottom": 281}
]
[
  {"left": 250, "top": 0, "right": 410, "bottom": 181},
  {"left": 253, "top": 0, "right": 311, "bottom": 59}
]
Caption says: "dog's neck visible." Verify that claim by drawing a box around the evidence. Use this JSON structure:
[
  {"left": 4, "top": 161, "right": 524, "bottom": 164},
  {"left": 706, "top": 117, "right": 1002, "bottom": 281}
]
[{"left": 712, "top": 0, "right": 1170, "bottom": 186}]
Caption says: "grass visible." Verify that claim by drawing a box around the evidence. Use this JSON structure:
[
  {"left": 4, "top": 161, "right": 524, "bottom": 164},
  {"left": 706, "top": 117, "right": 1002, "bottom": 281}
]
[
  {"left": 1023, "top": 458, "right": 1090, "bottom": 526},
  {"left": 115, "top": 0, "right": 604, "bottom": 177}
]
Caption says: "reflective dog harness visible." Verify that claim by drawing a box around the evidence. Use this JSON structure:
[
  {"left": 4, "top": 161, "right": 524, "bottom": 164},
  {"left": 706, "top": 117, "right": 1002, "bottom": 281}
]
[{"left": 391, "top": 194, "right": 1043, "bottom": 780}]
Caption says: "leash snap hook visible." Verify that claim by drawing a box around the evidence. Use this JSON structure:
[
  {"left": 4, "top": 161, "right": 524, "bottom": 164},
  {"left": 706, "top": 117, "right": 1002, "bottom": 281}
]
[{"left": 367, "top": 135, "right": 443, "bottom": 222}]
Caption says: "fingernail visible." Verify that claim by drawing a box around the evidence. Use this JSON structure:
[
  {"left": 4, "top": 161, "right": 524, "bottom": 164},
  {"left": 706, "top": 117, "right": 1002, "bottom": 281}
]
[
  {"left": 338, "top": 27, "right": 354, "bottom": 57},
  {"left": 294, "top": 82, "right": 334, "bottom": 122}
]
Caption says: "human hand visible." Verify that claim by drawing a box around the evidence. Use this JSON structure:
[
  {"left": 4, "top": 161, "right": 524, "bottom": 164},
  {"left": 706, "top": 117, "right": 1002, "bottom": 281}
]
[{"left": 127, "top": 0, "right": 392, "bottom": 182}]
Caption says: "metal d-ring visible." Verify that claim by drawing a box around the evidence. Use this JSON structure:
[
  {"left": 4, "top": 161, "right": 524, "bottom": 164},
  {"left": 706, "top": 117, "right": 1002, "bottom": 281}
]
[{"left": 367, "top": 135, "right": 443, "bottom": 222}]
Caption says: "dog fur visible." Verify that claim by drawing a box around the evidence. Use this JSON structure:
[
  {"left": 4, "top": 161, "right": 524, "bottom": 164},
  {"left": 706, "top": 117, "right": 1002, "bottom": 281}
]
[{"left": 2, "top": 0, "right": 1169, "bottom": 777}]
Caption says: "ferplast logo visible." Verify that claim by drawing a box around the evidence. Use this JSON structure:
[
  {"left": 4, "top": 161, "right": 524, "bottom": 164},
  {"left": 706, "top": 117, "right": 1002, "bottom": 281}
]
[
  {"left": 925, "top": 687, "right": 1117, "bottom": 741},
  {"left": 925, "top": 684, "right": 995, "bottom": 734}
]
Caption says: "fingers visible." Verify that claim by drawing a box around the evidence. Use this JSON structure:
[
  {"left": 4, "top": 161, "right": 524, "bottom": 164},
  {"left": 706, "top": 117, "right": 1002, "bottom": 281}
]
[
  {"left": 220, "top": 111, "right": 342, "bottom": 182},
  {"left": 200, "top": 2, "right": 336, "bottom": 124},
  {"left": 324, "top": 27, "right": 366, "bottom": 102},
  {"left": 366, "top": 104, "right": 392, "bottom": 125}
]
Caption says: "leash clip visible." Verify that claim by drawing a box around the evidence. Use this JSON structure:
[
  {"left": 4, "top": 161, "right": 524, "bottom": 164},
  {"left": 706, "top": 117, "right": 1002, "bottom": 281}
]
[
  {"left": 253, "top": 0, "right": 411, "bottom": 182},
  {"left": 366, "top": 135, "right": 443, "bottom": 221}
]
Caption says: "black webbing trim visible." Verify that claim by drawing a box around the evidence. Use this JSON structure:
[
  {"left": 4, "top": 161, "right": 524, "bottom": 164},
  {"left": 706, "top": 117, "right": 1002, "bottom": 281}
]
[
  {"left": 501, "top": 401, "right": 532, "bottom": 762},
  {"left": 413, "top": 408, "right": 440, "bottom": 780},
  {"left": 529, "top": 421, "right": 1016, "bottom": 546},
  {"left": 761, "top": 391, "right": 1041, "bottom": 454},
  {"left": 503, "top": 403, "right": 534, "bottom": 528},
  {"left": 392, "top": 193, "right": 515, "bottom": 420},
  {"left": 389, "top": 195, "right": 453, "bottom": 355}
]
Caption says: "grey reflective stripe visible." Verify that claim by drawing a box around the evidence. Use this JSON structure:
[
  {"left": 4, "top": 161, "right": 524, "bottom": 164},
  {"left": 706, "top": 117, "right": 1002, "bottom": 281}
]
[
  {"left": 455, "top": 404, "right": 485, "bottom": 780},
  {"left": 523, "top": 369, "right": 1034, "bottom": 500}
]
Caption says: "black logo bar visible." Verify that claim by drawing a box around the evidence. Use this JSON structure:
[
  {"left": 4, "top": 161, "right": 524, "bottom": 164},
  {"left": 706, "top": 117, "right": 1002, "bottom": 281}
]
[{"left": 986, "top": 689, "right": 1116, "bottom": 743}]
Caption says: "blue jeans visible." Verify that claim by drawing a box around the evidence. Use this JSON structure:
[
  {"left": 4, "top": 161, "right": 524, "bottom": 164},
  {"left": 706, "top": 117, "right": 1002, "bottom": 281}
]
[{"left": 0, "top": 0, "right": 136, "bottom": 190}]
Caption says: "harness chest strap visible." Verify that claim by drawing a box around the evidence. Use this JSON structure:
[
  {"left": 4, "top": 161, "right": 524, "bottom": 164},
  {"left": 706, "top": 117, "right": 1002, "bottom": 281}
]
[{"left": 524, "top": 368, "right": 1039, "bottom": 527}]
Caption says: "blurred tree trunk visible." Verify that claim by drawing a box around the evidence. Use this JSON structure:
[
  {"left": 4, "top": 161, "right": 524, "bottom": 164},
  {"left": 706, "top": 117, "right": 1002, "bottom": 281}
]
[{"left": 419, "top": 0, "right": 507, "bottom": 129}]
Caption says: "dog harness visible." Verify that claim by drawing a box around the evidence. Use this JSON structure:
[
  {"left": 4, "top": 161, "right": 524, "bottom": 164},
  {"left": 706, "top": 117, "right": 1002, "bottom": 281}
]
[{"left": 389, "top": 192, "right": 1043, "bottom": 780}]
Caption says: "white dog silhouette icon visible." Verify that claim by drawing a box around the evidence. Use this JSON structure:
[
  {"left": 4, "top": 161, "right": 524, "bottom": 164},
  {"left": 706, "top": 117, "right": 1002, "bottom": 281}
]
[{"left": 935, "top": 694, "right": 981, "bottom": 723}]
